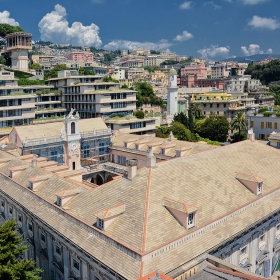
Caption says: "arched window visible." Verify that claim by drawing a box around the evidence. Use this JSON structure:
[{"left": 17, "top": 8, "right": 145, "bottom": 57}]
[{"left": 71, "top": 122, "right": 75, "bottom": 134}]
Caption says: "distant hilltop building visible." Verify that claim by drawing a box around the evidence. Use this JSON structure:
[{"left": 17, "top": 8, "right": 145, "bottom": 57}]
[
  {"left": 4, "top": 32, "right": 32, "bottom": 71},
  {"left": 64, "top": 50, "right": 94, "bottom": 62}
]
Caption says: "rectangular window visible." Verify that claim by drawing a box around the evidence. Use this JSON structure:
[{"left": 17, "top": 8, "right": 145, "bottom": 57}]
[
  {"left": 111, "top": 154, "right": 115, "bottom": 163},
  {"left": 266, "top": 122, "right": 272, "bottom": 129},
  {"left": 261, "top": 122, "right": 264, "bottom": 129},
  {"left": 274, "top": 122, "right": 278, "bottom": 129},
  {"left": 41, "top": 233, "right": 46, "bottom": 243},
  {"left": 257, "top": 182, "right": 262, "bottom": 195},
  {"left": 28, "top": 223, "right": 33, "bottom": 232},
  {"left": 17, "top": 214, "right": 22, "bottom": 222},
  {"left": 210, "top": 104, "right": 213, "bottom": 108},
  {"left": 73, "top": 259, "right": 80, "bottom": 271},
  {"left": 98, "top": 218, "right": 104, "bottom": 230},
  {"left": 217, "top": 104, "right": 220, "bottom": 108},
  {"left": 240, "top": 246, "right": 247, "bottom": 256},
  {"left": 55, "top": 245, "right": 61, "bottom": 255},
  {"left": 250, "top": 121, "right": 254, "bottom": 128},
  {"left": 188, "top": 213, "right": 194, "bottom": 228},
  {"left": 57, "top": 197, "right": 62, "bottom": 206}
]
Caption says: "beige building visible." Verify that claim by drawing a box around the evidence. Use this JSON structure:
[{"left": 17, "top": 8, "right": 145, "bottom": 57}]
[
  {"left": 110, "top": 131, "right": 217, "bottom": 169},
  {"left": 1, "top": 138, "right": 280, "bottom": 279}
]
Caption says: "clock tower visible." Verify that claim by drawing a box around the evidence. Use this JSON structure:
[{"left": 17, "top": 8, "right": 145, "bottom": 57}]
[
  {"left": 62, "top": 109, "right": 81, "bottom": 170},
  {"left": 167, "top": 67, "right": 178, "bottom": 116}
]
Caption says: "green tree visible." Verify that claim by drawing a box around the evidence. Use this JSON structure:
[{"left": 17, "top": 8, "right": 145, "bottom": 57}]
[
  {"left": 102, "top": 76, "right": 118, "bottom": 83},
  {"left": 0, "top": 219, "right": 42, "bottom": 279},
  {"left": 199, "top": 115, "right": 230, "bottom": 142},
  {"left": 30, "top": 63, "right": 42, "bottom": 70},
  {"left": 269, "top": 84, "right": 280, "bottom": 105},
  {"left": 45, "top": 64, "right": 69, "bottom": 79},
  {"left": 173, "top": 112, "right": 188, "bottom": 128},
  {"left": 0, "top": 55, "right": 6, "bottom": 65},
  {"left": 191, "top": 103, "right": 203, "bottom": 119},
  {"left": 188, "top": 106, "right": 195, "bottom": 133},
  {"left": 170, "top": 122, "right": 197, "bottom": 142},
  {"left": 0, "top": 23, "right": 24, "bottom": 37},
  {"left": 230, "top": 112, "right": 248, "bottom": 142},
  {"left": 156, "top": 126, "right": 170, "bottom": 138},
  {"left": 133, "top": 110, "right": 144, "bottom": 119}
]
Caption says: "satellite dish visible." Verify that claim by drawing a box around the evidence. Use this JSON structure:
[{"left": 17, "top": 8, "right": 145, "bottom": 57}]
[{"left": 248, "top": 128, "right": 253, "bottom": 135}]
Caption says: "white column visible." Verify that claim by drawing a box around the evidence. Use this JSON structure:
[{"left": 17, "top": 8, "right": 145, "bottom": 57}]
[
  {"left": 251, "top": 235, "right": 258, "bottom": 273},
  {"left": 63, "top": 245, "right": 69, "bottom": 280}
]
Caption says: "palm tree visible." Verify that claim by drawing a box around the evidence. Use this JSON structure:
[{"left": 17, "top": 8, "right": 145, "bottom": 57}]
[
  {"left": 231, "top": 112, "right": 248, "bottom": 142},
  {"left": 191, "top": 103, "right": 202, "bottom": 119}
]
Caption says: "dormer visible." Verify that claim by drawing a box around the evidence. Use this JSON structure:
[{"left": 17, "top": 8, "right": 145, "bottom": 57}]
[
  {"left": 94, "top": 204, "right": 126, "bottom": 231},
  {"left": 29, "top": 174, "right": 52, "bottom": 191},
  {"left": 9, "top": 165, "right": 29, "bottom": 178},
  {"left": 235, "top": 172, "right": 265, "bottom": 196},
  {"left": 134, "top": 139, "right": 150, "bottom": 151},
  {"left": 56, "top": 170, "right": 83, "bottom": 183},
  {"left": 163, "top": 197, "right": 199, "bottom": 230},
  {"left": 147, "top": 141, "right": 163, "bottom": 152},
  {"left": 160, "top": 143, "right": 176, "bottom": 155},
  {"left": 175, "top": 146, "right": 192, "bottom": 157},
  {"left": 123, "top": 138, "right": 135, "bottom": 149},
  {"left": 55, "top": 187, "right": 83, "bottom": 208}
]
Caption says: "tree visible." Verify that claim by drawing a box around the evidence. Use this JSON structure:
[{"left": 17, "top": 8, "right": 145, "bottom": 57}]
[
  {"left": 188, "top": 106, "right": 195, "bottom": 133},
  {"left": 191, "top": 103, "right": 203, "bottom": 119},
  {"left": 0, "top": 23, "right": 24, "bottom": 37},
  {"left": 173, "top": 112, "right": 188, "bottom": 128},
  {"left": 269, "top": 84, "right": 280, "bottom": 105},
  {"left": 0, "top": 219, "right": 42, "bottom": 279},
  {"left": 170, "top": 122, "right": 197, "bottom": 142},
  {"left": 156, "top": 126, "right": 170, "bottom": 138},
  {"left": 133, "top": 110, "right": 144, "bottom": 119},
  {"left": 230, "top": 112, "right": 248, "bottom": 142},
  {"left": 102, "top": 76, "right": 118, "bottom": 83},
  {"left": 30, "top": 63, "right": 42, "bottom": 70},
  {"left": 0, "top": 55, "right": 6, "bottom": 65},
  {"left": 199, "top": 115, "right": 230, "bottom": 142},
  {"left": 45, "top": 64, "right": 69, "bottom": 79}
]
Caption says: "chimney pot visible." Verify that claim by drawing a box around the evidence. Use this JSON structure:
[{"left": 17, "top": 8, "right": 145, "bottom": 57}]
[{"left": 127, "top": 159, "right": 137, "bottom": 180}]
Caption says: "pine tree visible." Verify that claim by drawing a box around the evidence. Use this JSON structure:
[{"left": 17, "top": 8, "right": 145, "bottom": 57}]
[
  {"left": 188, "top": 107, "right": 195, "bottom": 133},
  {"left": 0, "top": 219, "right": 42, "bottom": 280}
]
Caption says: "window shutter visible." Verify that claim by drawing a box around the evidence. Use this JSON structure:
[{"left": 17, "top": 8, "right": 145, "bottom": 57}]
[
  {"left": 250, "top": 121, "right": 254, "bottom": 128},
  {"left": 261, "top": 122, "right": 264, "bottom": 129},
  {"left": 275, "top": 123, "right": 278, "bottom": 130}
]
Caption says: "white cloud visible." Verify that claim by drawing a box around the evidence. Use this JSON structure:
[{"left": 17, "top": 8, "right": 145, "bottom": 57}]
[
  {"left": 247, "top": 15, "right": 280, "bottom": 30},
  {"left": 0, "top": 10, "right": 19, "bottom": 26},
  {"left": 197, "top": 45, "right": 230, "bottom": 59},
  {"left": 38, "top": 4, "right": 102, "bottom": 47},
  {"left": 104, "top": 39, "right": 172, "bottom": 51},
  {"left": 179, "top": 2, "right": 193, "bottom": 9},
  {"left": 242, "top": 0, "right": 269, "bottom": 4},
  {"left": 241, "top": 44, "right": 263, "bottom": 56},
  {"left": 173, "top": 31, "right": 193, "bottom": 42},
  {"left": 205, "top": 2, "right": 222, "bottom": 9},
  {"left": 266, "top": 48, "right": 273, "bottom": 54}
]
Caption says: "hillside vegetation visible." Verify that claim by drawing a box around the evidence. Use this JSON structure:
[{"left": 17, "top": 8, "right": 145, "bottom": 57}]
[{"left": 244, "top": 59, "right": 280, "bottom": 85}]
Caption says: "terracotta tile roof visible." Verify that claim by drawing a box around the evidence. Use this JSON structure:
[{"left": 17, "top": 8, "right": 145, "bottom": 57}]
[
  {"left": 163, "top": 197, "right": 199, "bottom": 213},
  {"left": 94, "top": 204, "right": 126, "bottom": 219}
]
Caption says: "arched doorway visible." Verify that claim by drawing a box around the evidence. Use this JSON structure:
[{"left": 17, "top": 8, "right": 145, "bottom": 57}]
[
  {"left": 106, "top": 175, "right": 113, "bottom": 183},
  {"left": 96, "top": 174, "right": 104, "bottom": 185}
]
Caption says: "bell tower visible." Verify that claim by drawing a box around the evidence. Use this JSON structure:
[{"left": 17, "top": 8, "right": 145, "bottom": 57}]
[
  {"left": 167, "top": 67, "right": 178, "bottom": 115},
  {"left": 63, "top": 109, "right": 81, "bottom": 170}
]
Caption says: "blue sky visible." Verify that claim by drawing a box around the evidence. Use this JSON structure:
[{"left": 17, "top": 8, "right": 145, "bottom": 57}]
[{"left": 0, "top": 0, "right": 280, "bottom": 59}]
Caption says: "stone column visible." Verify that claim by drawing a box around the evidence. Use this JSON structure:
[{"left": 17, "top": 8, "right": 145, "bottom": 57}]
[
  {"left": 251, "top": 234, "right": 258, "bottom": 273},
  {"left": 33, "top": 224, "right": 40, "bottom": 266},
  {"left": 63, "top": 245, "right": 69, "bottom": 280},
  {"left": 47, "top": 233, "right": 53, "bottom": 277},
  {"left": 81, "top": 259, "right": 89, "bottom": 280}
]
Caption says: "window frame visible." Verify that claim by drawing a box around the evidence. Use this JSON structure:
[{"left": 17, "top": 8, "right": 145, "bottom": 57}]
[{"left": 187, "top": 212, "right": 195, "bottom": 228}]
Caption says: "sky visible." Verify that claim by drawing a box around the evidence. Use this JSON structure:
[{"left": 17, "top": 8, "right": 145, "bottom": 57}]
[{"left": 0, "top": 0, "right": 280, "bottom": 59}]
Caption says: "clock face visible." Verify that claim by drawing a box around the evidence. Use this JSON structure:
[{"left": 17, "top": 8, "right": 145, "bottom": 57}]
[{"left": 71, "top": 142, "right": 77, "bottom": 151}]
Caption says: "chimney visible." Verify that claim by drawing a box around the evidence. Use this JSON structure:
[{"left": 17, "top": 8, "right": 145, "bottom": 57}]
[
  {"left": 126, "top": 159, "right": 137, "bottom": 180},
  {"left": 247, "top": 128, "right": 255, "bottom": 141},
  {"left": 146, "top": 149, "right": 156, "bottom": 168},
  {"left": 168, "top": 131, "right": 174, "bottom": 141},
  {"left": 31, "top": 155, "right": 38, "bottom": 168}
]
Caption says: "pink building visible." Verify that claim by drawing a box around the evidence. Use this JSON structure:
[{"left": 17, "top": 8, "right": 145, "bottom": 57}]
[
  {"left": 64, "top": 50, "right": 94, "bottom": 61},
  {"left": 181, "top": 60, "right": 207, "bottom": 80}
]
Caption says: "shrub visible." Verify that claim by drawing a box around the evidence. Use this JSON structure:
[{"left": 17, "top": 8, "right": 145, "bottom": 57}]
[
  {"left": 258, "top": 108, "right": 268, "bottom": 113},
  {"left": 276, "top": 112, "right": 280, "bottom": 117},
  {"left": 231, "top": 131, "right": 247, "bottom": 143},
  {"left": 263, "top": 111, "right": 273, "bottom": 117},
  {"left": 134, "top": 110, "right": 145, "bottom": 119}
]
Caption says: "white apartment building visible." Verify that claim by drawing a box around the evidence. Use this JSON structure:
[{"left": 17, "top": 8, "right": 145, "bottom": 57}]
[
  {"left": 248, "top": 114, "right": 280, "bottom": 140},
  {"left": 47, "top": 70, "right": 137, "bottom": 119},
  {"left": 227, "top": 76, "right": 261, "bottom": 93},
  {"left": 143, "top": 56, "right": 165, "bottom": 67},
  {"left": 211, "top": 63, "right": 231, "bottom": 79}
]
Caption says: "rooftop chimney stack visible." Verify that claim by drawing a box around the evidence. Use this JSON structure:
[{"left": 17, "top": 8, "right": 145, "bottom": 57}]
[
  {"left": 146, "top": 149, "right": 156, "bottom": 168},
  {"left": 168, "top": 131, "right": 174, "bottom": 141},
  {"left": 31, "top": 155, "right": 38, "bottom": 168},
  {"left": 247, "top": 128, "right": 255, "bottom": 142},
  {"left": 127, "top": 159, "right": 137, "bottom": 180}
]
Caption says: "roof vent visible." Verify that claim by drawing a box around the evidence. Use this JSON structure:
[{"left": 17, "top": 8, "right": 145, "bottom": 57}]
[{"left": 146, "top": 149, "right": 156, "bottom": 168}]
